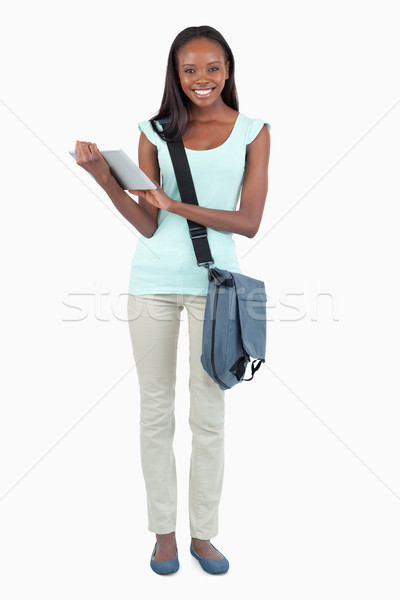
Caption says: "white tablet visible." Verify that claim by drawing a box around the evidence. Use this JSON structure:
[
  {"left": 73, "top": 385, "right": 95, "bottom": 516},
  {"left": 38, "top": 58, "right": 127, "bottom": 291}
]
[{"left": 69, "top": 149, "right": 157, "bottom": 191}]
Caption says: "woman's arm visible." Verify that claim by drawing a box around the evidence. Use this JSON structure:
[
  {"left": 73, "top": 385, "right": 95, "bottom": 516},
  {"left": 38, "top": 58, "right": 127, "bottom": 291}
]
[
  {"left": 129, "top": 124, "right": 271, "bottom": 238},
  {"left": 75, "top": 136, "right": 159, "bottom": 238},
  {"left": 171, "top": 125, "right": 270, "bottom": 238},
  {"left": 101, "top": 132, "right": 160, "bottom": 238}
]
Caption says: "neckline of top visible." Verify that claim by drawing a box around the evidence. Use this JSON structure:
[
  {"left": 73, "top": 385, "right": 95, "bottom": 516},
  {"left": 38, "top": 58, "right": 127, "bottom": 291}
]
[{"left": 182, "top": 112, "right": 242, "bottom": 153}]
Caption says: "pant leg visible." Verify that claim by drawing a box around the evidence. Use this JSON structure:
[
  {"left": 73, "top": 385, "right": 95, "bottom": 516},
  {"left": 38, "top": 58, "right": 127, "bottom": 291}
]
[
  {"left": 184, "top": 294, "right": 226, "bottom": 540},
  {"left": 127, "top": 293, "right": 183, "bottom": 534}
]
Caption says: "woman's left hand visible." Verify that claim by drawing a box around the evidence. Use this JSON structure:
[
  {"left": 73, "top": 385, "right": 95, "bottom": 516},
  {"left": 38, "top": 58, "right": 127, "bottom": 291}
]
[{"left": 129, "top": 179, "right": 174, "bottom": 211}]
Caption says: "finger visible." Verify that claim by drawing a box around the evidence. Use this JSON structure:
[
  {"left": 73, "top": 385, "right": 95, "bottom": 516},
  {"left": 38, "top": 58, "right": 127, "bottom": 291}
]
[
  {"left": 75, "top": 140, "right": 84, "bottom": 154},
  {"left": 76, "top": 141, "right": 92, "bottom": 154}
]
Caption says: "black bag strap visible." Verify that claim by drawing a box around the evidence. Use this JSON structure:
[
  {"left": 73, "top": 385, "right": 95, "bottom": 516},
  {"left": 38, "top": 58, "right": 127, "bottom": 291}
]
[{"left": 159, "top": 118, "right": 214, "bottom": 269}]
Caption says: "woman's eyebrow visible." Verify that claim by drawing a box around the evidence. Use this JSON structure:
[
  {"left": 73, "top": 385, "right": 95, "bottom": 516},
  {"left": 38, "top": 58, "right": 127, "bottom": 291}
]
[{"left": 181, "top": 60, "right": 221, "bottom": 66}]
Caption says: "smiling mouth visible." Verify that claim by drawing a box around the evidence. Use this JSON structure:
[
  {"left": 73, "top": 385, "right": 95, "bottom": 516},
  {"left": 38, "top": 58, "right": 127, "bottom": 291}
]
[{"left": 192, "top": 88, "right": 216, "bottom": 97}]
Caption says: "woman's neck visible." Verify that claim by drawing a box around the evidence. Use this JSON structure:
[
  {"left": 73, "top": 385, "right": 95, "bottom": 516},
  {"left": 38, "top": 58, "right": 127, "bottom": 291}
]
[{"left": 187, "top": 98, "right": 232, "bottom": 123}]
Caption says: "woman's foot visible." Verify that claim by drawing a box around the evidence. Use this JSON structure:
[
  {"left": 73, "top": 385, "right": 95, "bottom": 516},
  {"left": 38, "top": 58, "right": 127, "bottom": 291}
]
[
  {"left": 153, "top": 532, "right": 177, "bottom": 561},
  {"left": 191, "top": 537, "right": 224, "bottom": 560}
]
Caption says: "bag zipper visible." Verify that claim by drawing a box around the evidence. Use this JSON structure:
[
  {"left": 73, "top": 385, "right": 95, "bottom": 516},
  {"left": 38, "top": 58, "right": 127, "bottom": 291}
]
[{"left": 211, "top": 283, "right": 229, "bottom": 390}]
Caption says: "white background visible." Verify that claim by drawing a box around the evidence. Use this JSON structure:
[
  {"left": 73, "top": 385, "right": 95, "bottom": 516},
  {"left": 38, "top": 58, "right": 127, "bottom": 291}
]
[{"left": 1, "top": 0, "right": 399, "bottom": 597}]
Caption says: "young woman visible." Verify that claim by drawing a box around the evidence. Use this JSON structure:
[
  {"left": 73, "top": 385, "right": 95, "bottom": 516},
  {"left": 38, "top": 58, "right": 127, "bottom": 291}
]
[{"left": 75, "top": 25, "right": 271, "bottom": 575}]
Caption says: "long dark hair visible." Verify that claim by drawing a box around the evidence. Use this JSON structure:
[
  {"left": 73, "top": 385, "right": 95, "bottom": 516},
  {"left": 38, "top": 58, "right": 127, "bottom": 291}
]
[{"left": 149, "top": 25, "right": 239, "bottom": 143}]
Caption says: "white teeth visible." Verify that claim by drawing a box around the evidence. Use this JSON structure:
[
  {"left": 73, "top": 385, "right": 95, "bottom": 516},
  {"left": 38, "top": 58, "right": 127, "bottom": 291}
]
[{"left": 193, "top": 88, "right": 213, "bottom": 95}]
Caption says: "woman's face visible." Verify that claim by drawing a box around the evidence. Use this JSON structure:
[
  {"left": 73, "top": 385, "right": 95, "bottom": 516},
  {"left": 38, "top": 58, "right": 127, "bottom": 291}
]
[{"left": 176, "top": 38, "right": 230, "bottom": 107}]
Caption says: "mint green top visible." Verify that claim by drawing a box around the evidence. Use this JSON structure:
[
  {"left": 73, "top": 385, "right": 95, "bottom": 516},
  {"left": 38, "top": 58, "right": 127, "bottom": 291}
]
[{"left": 128, "top": 112, "right": 271, "bottom": 296}]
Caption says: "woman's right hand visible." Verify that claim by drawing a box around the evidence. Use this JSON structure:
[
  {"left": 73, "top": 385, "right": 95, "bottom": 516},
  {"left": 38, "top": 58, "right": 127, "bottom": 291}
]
[{"left": 75, "top": 141, "right": 112, "bottom": 186}]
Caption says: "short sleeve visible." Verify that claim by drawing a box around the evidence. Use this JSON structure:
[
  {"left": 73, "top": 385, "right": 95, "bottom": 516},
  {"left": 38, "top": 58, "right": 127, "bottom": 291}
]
[
  {"left": 137, "top": 120, "right": 162, "bottom": 147},
  {"left": 246, "top": 119, "right": 271, "bottom": 145}
]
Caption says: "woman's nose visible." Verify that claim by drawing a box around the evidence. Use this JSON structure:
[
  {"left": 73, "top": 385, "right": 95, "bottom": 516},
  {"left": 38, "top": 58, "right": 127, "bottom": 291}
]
[{"left": 195, "top": 76, "right": 211, "bottom": 85}]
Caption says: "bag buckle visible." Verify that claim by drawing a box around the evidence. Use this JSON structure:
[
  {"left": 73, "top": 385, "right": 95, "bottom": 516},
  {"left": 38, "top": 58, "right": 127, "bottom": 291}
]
[
  {"left": 198, "top": 260, "right": 214, "bottom": 269},
  {"left": 189, "top": 226, "right": 207, "bottom": 240}
]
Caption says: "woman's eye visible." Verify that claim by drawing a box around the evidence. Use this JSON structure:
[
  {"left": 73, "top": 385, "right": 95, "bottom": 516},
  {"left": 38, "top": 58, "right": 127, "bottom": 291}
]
[{"left": 183, "top": 67, "right": 220, "bottom": 73}]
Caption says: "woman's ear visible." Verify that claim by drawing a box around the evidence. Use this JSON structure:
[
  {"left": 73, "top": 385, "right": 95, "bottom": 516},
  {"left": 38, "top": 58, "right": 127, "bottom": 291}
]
[{"left": 225, "top": 60, "right": 230, "bottom": 79}]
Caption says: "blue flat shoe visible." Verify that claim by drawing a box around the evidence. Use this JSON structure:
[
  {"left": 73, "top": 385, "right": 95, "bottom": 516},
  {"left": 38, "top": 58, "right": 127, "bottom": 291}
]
[
  {"left": 190, "top": 542, "right": 230, "bottom": 574},
  {"left": 150, "top": 542, "right": 179, "bottom": 575}
]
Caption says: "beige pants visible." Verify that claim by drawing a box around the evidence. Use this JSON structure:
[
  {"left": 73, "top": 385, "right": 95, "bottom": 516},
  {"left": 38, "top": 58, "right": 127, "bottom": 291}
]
[{"left": 127, "top": 293, "right": 226, "bottom": 540}]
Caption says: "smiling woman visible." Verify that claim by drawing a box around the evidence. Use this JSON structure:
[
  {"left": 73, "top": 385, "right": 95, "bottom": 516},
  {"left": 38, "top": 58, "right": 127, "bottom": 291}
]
[
  {"left": 179, "top": 52, "right": 228, "bottom": 105},
  {"left": 78, "top": 24, "right": 271, "bottom": 575},
  {"left": 128, "top": 110, "right": 270, "bottom": 296}
]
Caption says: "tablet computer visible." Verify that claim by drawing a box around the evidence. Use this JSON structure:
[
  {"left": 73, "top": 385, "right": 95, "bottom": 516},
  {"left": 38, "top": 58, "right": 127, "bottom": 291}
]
[{"left": 69, "top": 149, "right": 157, "bottom": 191}]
